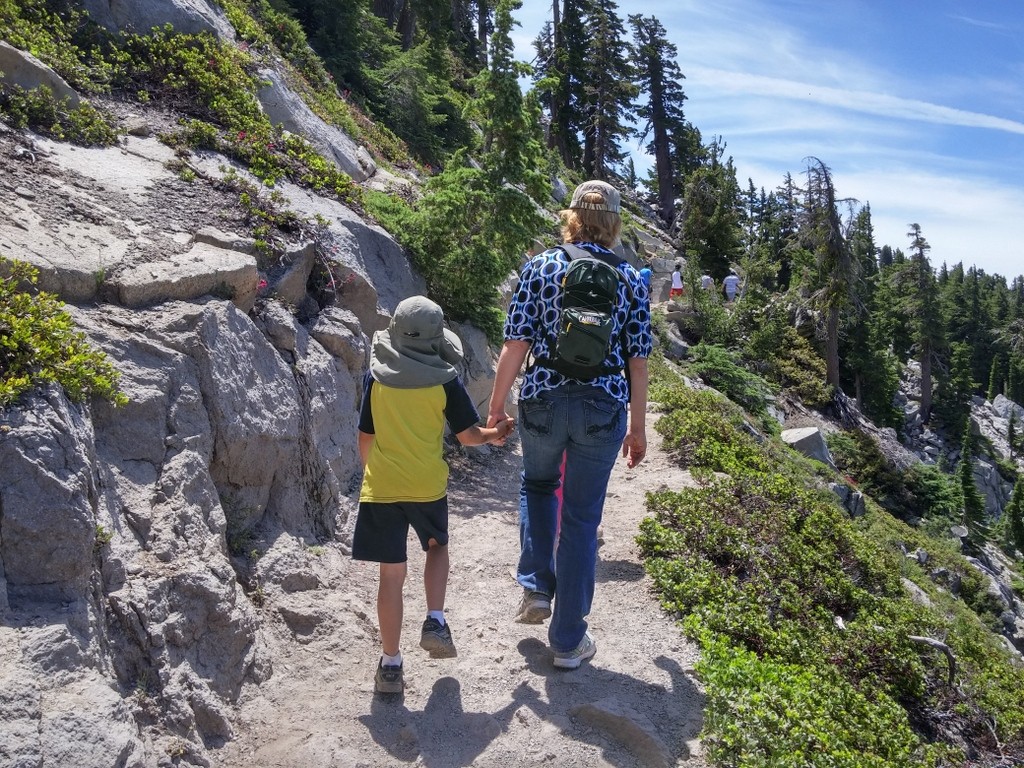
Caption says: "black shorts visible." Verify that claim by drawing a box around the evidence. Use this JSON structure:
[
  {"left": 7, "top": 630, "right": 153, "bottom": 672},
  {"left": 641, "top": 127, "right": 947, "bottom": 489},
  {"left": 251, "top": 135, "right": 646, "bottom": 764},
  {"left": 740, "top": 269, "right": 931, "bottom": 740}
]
[{"left": 351, "top": 497, "right": 449, "bottom": 564}]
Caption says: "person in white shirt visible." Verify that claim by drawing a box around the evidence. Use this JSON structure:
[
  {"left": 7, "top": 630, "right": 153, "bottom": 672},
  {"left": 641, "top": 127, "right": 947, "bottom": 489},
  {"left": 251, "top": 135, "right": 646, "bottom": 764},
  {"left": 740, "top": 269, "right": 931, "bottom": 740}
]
[
  {"left": 723, "top": 269, "right": 741, "bottom": 302},
  {"left": 670, "top": 264, "right": 684, "bottom": 299},
  {"left": 700, "top": 273, "right": 714, "bottom": 291}
]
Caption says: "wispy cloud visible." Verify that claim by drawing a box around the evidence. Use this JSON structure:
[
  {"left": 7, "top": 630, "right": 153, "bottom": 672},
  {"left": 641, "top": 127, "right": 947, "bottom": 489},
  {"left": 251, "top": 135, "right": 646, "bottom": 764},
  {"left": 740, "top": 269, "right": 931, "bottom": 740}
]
[
  {"left": 687, "top": 67, "right": 1024, "bottom": 135},
  {"left": 947, "top": 14, "right": 1008, "bottom": 32}
]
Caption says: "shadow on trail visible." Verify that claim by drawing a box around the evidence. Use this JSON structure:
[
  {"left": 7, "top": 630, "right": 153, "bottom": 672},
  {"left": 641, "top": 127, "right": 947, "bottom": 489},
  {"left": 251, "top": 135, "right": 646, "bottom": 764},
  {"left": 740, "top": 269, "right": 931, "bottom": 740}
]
[
  {"left": 358, "top": 676, "right": 538, "bottom": 767},
  {"left": 516, "top": 637, "right": 704, "bottom": 767},
  {"left": 595, "top": 557, "right": 646, "bottom": 584}
]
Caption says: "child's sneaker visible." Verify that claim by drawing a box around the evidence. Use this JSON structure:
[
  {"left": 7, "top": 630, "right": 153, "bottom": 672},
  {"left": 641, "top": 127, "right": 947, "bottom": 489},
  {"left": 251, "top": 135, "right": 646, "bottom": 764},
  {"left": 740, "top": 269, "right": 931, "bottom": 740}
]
[
  {"left": 419, "top": 617, "right": 457, "bottom": 658},
  {"left": 374, "top": 660, "right": 403, "bottom": 694},
  {"left": 553, "top": 632, "right": 596, "bottom": 670},
  {"left": 514, "top": 589, "right": 552, "bottom": 624}
]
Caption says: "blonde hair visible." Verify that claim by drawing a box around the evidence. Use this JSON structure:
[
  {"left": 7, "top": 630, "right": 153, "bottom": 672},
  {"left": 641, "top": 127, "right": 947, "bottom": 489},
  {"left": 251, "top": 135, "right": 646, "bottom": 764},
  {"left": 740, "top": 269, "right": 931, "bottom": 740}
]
[{"left": 559, "top": 193, "right": 622, "bottom": 248}]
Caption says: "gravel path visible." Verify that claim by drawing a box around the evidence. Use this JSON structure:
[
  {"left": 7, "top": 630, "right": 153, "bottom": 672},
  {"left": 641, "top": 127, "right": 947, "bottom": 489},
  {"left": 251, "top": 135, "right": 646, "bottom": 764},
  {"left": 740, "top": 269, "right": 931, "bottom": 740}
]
[{"left": 217, "top": 409, "right": 709, "bottom": 768}]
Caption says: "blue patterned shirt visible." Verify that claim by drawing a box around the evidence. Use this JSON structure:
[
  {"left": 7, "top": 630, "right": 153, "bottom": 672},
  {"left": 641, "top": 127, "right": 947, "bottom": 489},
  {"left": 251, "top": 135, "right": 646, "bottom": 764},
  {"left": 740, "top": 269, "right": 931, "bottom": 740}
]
[{"left": 504, "top": 243, "right": 653, "bottom": 404}]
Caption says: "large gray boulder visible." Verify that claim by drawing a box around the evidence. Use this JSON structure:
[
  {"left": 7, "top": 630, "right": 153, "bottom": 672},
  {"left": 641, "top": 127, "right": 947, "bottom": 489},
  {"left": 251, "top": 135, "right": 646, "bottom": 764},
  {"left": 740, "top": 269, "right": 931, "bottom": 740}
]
[
  {"left": 79, "top": 0, "right": 235, "bottom": 39},
  {"left": 993, "top": 394, "right": 1024, "bottom": 421},
  {"left": 0, "top": 389, "right": 97, "bottom": 606},
  {"left": 781, "top": 426, "right": 835, "bottom": 468},
  {"left": 0, "top": 40, "right": 82, "bottom": 107},
  {"left": 257, "top": 69, "right": 376, "bottom": 183}
]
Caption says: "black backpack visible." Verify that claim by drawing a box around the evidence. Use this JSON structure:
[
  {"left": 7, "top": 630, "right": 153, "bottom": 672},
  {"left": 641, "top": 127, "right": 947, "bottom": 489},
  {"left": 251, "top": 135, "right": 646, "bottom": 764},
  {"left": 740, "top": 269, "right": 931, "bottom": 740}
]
[{"left": 534, "top": 243, "right": 631, "bottom": 380}]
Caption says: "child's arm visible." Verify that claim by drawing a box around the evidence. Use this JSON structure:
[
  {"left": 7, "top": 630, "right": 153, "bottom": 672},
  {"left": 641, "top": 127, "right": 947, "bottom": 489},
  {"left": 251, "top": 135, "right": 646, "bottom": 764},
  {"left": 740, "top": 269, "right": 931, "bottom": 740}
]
[
  {"left": 455, "top": 417, "right": 516, "bottom": 447},
  {"left": 358, "top": 429, "right": 374, "bottom": 467}
]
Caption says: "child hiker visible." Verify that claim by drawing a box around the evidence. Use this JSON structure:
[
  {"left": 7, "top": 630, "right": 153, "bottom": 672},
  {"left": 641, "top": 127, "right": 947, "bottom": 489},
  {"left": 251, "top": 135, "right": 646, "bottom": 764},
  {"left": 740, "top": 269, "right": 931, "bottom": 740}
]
[{"left": 353, "top": 296, "right": 515, "bottom": 694}]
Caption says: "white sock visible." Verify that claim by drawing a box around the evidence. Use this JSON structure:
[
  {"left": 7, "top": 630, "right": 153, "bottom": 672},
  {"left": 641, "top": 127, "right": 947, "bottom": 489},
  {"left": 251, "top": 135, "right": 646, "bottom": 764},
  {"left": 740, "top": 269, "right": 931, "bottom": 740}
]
[
  {"left": 382, "top": 652, "right": 402, "bottom": 667},
  {"left": 427, "top": 610, "right": 446, "bottom": 626}
]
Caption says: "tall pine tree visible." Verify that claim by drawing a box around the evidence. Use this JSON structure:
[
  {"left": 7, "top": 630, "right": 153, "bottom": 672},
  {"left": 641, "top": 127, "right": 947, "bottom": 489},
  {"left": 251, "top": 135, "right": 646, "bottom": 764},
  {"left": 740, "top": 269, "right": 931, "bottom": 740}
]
[
  {"left": 579, "top": 0, "right": 637, "bottom": 178},
  {"left": 629, "top": 14, "right": 691, "bottom": 226}
]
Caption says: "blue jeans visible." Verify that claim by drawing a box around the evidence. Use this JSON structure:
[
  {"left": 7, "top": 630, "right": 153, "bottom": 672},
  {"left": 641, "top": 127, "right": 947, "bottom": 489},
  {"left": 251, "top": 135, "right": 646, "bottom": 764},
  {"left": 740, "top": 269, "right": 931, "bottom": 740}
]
[{"left": 517, "top": 385, "right": 626, "bottom": 652}]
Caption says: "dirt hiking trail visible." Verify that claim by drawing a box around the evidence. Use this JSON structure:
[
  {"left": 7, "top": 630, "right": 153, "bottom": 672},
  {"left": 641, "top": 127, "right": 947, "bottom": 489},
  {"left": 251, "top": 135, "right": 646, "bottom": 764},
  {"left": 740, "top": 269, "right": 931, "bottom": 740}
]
[{"left": 217, "top": 409, "right": 709, "bottom": 768}]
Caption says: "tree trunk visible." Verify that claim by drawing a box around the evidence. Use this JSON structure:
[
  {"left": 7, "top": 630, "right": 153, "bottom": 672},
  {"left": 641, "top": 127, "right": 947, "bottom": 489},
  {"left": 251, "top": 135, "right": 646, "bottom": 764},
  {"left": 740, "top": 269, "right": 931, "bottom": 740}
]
[
  {"left": 826, "top": 305, "right": 841, "bottom": 391},
  {"left": 477, "top": 0, "right": 488, "bottom": 65},
  {"left": 920, "top": 340, "right": 932, "bottom": 422},
  {"left": 373, "top": 0, "right": 404, "bottom": 27},
  {"left": 653, "top": 119, "right": 673, "bottom": 224},
  {"left": 397, "top": 0, "right": 415, "bottom": 50}
]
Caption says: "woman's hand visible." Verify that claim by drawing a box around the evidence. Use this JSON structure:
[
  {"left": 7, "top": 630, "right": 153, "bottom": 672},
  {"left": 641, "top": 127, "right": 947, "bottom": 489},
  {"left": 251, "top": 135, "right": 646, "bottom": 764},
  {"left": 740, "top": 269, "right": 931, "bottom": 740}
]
[{"left": 621, "top": 427, "right": 647, "bottom": 468}]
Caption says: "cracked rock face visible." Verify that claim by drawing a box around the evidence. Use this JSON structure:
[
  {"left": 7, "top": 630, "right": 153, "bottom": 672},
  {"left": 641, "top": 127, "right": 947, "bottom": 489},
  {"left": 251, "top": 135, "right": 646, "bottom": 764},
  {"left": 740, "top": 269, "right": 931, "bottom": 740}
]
[{"left": 0, "top": 19, "right": 505, "bottom": 764}]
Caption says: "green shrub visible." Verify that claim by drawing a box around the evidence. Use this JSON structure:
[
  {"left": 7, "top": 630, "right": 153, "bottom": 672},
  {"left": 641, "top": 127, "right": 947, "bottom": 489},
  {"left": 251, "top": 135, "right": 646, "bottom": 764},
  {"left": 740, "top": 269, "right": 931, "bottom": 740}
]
[
  {"left": 827, "top": 429, "right": 908, "bottom": 508},
  {"left": 0, "top": 85, "right": 119, "bottom": 146},
  {"left": 904, "top": 462, "right": 962, "bottom": 532},
  {"left": 0, "top": 0, "right": 108, "bottom": 90},
  {"left": 652, "top": 385, "right": 770, "bottom": 475},
  {"left": 0, "top": 258, "right": 126, "bottom": 408},
  {"left": 641, "top": 367, "right": 1024, "bottom": 763},
  {"left": 746, "top": 312, "right": 833, "bottom": 408},
  {"left": 699, "top": 636, "right": 940, "bottom": 768},
  {"left": 688, "top": 342, "right": 777, "bottom": 420}
]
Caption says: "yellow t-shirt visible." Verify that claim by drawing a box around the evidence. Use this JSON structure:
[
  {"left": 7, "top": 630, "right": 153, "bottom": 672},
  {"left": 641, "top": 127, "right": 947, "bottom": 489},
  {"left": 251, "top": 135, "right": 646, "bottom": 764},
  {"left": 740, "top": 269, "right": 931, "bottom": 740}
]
[{"left": 358, "top": 375, "right": 479, "bottom": 503}]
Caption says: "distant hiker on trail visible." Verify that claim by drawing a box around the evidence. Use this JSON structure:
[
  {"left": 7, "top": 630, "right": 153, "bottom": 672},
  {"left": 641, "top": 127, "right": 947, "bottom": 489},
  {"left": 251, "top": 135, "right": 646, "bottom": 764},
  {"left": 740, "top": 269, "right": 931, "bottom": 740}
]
[
  {"left": 487, "top": 179, "right": 652, "bottom": 670},
  {"left": 723, "top": 268, "right": 741, "bottom": 302},
  {"left": 638, "top": 264, "right": 652, "bottom": 289},
  {"left": 669, "top": 263, "right": 684, "bottom": 299},
  {"left": 700, "top": 272, "right": 714, "bottom": 291},
  {"left": 354, "top": 296, "right": 515, "bottom": 694}
]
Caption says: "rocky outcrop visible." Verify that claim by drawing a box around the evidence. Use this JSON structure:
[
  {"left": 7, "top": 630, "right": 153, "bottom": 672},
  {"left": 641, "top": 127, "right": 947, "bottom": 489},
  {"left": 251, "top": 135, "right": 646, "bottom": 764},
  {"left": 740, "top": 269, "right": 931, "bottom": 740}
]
[
  {"left": 256, "top": 69, "right": 377, "bottom": 183},
  {"left": 0, "top": 40, "right": 83, "bottom": 107},
  {"left": 0, "top": 103, "right": 502, "bottom": 764},
  {"left": 78, "top": 0, "right": 235, "bottom": 40},
  {"left": 781, "top": 426, "right": 835, "bottom": 468}
]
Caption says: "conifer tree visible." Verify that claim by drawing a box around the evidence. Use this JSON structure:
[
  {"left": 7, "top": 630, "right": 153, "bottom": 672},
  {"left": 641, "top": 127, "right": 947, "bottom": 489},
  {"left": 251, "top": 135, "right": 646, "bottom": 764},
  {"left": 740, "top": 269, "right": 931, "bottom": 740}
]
[
  {"left": 840, "top": 204, "right": 881, "bottom": 408},
  {"left": 629, "top": 13, "right": 691, "bottom": 226},
  {"left": 988, "top": 355, "right": 1005, "bottom": 402},
  {"left": 906, "top": 223, "right": 943, "bottom": 422},
  {"left": 537, "top": 0, "right": 593, "bottom": 169},
  {"left": 958, "top": 429, "right": 990, "bottom": 548},
  {"left": 798, "top": 158, "right": 856, "bottom": 393},
  {"left": 580, "top": 0, "right": 637, "bottom": 178},
  {"left": 1009, "top": 412, "right": 1018, "bottom": 461},
  {"left": 678, "top": 140, "right": 742, "bottom": 277},
  {"left": 997, "top": 477, "right": 1024, "bottom": 555},
  {"left": 935, "top": 342, "right": 976, "bottom": 441},
  {"left": 408, "top": 0, "right": 548, "bottom": 328}
]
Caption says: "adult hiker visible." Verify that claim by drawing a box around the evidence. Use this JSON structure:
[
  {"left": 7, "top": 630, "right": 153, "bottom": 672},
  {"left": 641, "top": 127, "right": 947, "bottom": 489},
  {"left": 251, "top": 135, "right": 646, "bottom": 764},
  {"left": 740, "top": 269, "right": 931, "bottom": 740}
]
[
  {"left": 723, "top": 268, "right": 741, "bottom": 302},
  {"left": 486, "top": 179, "right": 652, "bottom": 670},
  {"left": 669, "top": 263, "right": 684, "bottom": 299}
]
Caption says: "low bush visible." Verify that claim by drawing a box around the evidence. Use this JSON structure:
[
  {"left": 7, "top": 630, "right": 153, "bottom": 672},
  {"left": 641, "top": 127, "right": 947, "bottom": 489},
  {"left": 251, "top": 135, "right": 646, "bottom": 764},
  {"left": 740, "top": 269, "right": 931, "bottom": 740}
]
[
  {"left": 0, "top": 85, "right": 119, "bottom": 146},
  {"left": 639, "top": 362, "right": 1024, "bottom": 765},
  {"left": 0, "top": 258, "right": 126, "bottom": 408}
]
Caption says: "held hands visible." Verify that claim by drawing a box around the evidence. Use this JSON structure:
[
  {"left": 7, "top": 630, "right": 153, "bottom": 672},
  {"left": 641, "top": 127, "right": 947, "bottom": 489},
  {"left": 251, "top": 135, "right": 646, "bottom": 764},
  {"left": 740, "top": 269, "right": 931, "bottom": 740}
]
[{"left": 488, "top": 415, "right": 516, "bottom": 446}]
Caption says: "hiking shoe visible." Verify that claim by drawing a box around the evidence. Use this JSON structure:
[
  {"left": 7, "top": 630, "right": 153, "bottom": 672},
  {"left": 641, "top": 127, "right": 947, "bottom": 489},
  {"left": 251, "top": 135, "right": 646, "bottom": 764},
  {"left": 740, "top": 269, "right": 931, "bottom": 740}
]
[
  {"left": 515, "top": 590, "right": 552, "bottom": 624},
  {"left": 553, "top": 632, "right": 596, "bottom": 670},
  {"left": 419, "top": 617, "right": 457, "bottom": 658},
  {"left": 374, "top": 660, "right": 403, "bottom": 694}
]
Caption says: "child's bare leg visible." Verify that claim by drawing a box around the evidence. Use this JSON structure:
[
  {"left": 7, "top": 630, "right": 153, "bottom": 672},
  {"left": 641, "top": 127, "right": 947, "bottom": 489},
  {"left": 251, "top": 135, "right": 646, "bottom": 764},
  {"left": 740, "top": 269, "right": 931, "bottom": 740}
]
[
  {"left": 423, "top": 539, "right": 449, "bottom": 612},
  {"left": 378, "top": 561, "right": 407, "bottom": 657}
]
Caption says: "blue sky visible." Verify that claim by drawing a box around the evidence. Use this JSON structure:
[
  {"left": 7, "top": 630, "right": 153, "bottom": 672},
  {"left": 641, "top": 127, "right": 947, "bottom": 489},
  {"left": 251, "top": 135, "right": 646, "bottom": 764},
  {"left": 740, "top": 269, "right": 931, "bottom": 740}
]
[{"left": 511, "top": 0, "right": 1024, "bottom": 281}]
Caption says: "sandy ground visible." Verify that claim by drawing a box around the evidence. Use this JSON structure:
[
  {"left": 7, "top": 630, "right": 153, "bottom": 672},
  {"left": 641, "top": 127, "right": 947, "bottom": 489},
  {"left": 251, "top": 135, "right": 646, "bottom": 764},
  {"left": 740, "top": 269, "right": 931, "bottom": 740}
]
[{"left": 216, "top": 409, "right": 708, "bottom": 768}]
